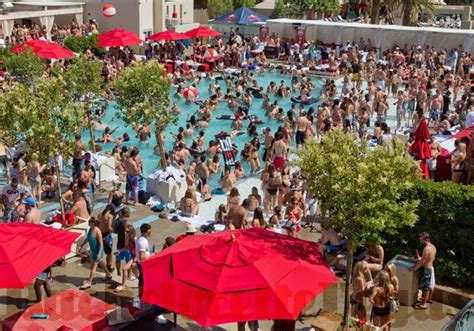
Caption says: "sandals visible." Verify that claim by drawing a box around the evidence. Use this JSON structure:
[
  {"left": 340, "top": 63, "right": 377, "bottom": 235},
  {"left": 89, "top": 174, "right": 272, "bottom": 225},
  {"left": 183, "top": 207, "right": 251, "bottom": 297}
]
[
  {"left": 102, "top": 275, "right": 113, "bottom": 282},
  {"left": 80, "top": 283, "right": 91, "bottom": 290},
  {"left": 413, "top": 303, "right": 428, "bottom": 310},
  {"left": 114, "top": 285, "right": 125, "bottom": 293}
]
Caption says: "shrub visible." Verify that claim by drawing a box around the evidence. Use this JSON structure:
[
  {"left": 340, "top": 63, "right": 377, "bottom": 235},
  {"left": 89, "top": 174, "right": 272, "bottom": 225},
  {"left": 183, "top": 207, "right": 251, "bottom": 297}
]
[
  {"left": 63, "top": 35, "right": 106, "bottom": 57},
  {"left": 384, "top": 179, "right": 474, "bottom": 288}
]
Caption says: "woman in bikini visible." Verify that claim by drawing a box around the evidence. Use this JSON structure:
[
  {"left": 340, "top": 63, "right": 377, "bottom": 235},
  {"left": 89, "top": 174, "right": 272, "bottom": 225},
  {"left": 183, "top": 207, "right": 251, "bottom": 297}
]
[
  {"left": 264, "top": 166, "right": 281, "bottom": 215},
  {"left": 227, "top": 187, "right": 241, "bottom": 209},
  {"left": 370, "top": 270, "right": 394, "bottom": 330},
  {"left": 284, "top": 197, "right": 302, "bottom": 238}
]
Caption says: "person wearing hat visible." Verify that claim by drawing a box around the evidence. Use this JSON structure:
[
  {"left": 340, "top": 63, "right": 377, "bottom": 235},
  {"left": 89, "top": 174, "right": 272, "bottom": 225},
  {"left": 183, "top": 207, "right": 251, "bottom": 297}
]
[
  {"left": 23, "top": 197, "right": 41, "bottom": 224},
  {"left": 1, "top": 177, "right": 31, "bottom": 222},
  {"left": 175, "top": 223, "right": 196, "bottom": 242}
]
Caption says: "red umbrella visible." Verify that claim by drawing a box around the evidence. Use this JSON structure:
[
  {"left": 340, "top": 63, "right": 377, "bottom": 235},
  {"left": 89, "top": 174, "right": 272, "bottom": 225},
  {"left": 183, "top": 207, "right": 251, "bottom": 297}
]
[
  {"left": 142, "top": 228, "right": 336, "bottom": 327},
  {"left": 185, "top": 26, "right": 222, "bottom": 38},
  {"left": 146, "top": 30, "right": 190, "bottom": 41},
  {"left": 96, "top": 28, "right": 142, "bottom": 47},
  {"left": 410, "top": 117, "right": 432, "bottom": 179},
  {"left": 11, "top": 39, "right": 74, "bottom": 59},
  {"left": 0, "top": 223, "right": 79, "bottom": 288}
]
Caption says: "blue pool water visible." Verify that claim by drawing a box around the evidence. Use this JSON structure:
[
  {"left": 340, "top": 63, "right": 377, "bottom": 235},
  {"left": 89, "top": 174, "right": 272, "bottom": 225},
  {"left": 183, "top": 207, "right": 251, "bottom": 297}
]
[{"left": 85, "top": 72, "right": 322, "bottom": 186}]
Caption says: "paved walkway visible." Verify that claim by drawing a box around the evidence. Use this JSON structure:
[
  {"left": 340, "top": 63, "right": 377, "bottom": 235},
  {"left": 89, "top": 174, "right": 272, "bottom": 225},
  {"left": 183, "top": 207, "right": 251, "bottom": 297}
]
[{"left": 0, "top": 191, "right": 456, "bottom": 330}]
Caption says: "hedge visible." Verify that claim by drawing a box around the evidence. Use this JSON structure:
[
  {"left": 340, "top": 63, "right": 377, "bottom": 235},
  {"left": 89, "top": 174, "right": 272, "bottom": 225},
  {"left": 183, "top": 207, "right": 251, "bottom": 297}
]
[{"left": 384, "top": 179, "right": 474, "bottom": 288}]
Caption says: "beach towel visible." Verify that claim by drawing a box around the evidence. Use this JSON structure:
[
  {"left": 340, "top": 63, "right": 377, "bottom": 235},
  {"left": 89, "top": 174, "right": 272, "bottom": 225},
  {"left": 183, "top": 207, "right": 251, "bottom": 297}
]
[{"left": 217, "top": 136, "right": 236, "bottom": 167}]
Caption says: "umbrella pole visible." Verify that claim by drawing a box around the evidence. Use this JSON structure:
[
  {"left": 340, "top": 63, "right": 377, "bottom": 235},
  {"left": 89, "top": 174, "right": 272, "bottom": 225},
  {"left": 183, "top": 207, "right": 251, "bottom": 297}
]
[{"left": 55, "top": 161, "right": 66, "bottom": 222}]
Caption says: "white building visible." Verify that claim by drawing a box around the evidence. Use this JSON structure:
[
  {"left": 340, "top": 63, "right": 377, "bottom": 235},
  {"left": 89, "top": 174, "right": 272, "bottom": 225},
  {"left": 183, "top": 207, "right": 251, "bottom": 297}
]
[
  {"left": 1, "top": 1, "right": 84, "bottom": 39},
  {"left": 0, "top": 0, "right": 198, "bottom": 40}
]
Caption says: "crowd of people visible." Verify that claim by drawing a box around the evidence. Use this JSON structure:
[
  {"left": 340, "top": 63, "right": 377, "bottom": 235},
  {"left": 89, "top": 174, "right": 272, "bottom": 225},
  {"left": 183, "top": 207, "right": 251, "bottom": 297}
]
[{"left": 0, "top": 19, "right": 473, "bottom": 329}]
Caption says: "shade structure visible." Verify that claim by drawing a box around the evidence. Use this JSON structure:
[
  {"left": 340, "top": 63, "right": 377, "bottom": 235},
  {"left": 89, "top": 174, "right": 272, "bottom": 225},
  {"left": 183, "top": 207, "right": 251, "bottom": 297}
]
[
  {"left": 11, "top": 39, "right": 74, "bottom": 59},
  {"left": 183, "top": 86, "right": 198, "bottom": 100},
  {"left": 142, "top": 228, "right": 337, "bottom": 327},
  {"left": 214, "top": 6, "right": 268, "bottom": 25},
  {"left": 146, "top": 30, "right": 190, "bottom": 41},
  {"left": 96, "top": 28, "right": 142, "bottom": 47},
  {"left": 0, "top": 223, "right": 79, "bottom": 288},
  {"left": 185, "top": 26, "right": 222, "bottom": 38},
  {"left": 410, "top": 118, "right": 432, "bottom": 179}
]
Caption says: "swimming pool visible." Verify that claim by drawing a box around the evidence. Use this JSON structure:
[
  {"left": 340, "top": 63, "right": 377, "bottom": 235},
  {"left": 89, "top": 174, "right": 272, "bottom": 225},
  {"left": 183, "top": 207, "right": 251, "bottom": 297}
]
[{"left": 85, "top": 71, "right": 323, "bottom": 187}]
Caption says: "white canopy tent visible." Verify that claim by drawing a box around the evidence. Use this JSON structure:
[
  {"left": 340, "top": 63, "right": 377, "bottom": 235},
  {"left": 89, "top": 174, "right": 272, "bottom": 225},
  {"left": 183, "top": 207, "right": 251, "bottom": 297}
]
[{"left": 266, "top": 19, "right": 474, "bottom": 53}]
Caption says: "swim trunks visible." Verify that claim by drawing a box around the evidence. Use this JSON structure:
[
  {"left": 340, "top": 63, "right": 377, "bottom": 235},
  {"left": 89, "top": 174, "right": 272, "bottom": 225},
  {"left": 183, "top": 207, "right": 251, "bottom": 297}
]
[{"left": 419, "top": 267, "right": 435, "bottom": 291}]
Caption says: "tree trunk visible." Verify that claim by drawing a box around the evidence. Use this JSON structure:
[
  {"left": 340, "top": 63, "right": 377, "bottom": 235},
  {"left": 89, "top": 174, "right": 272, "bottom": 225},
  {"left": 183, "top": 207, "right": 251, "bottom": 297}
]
[
  {"left": 342, "top": 239, "right": 354, "bottom": 328},
  {"left": 154, "top": 123, "right": 168, "bottom": 170},
  {"left": 55, "top": 162, "right": 65, "bottom": 222},
  {"left": 370, "top": 0, "right": 381, "bottom": 24},
  {"left": 86, "top": 110, "right": 96, "bottom": 153},
  {"left": 402, "top": 3, "right": 413, "bottom": 26}
]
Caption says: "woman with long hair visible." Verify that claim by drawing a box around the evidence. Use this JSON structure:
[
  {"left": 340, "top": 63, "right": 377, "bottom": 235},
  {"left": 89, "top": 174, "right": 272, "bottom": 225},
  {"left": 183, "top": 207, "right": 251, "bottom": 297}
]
[
  {"left": 77, "top": 217, "right": 112, "bottom": 290},
  {"left": 370, "top": 270, "right": 394, "bottom": 330},
  {"left": 227, "top": 187, "right": 241, "bottom": 209},
  {"left": 251, "top": 208, "right": 266, "bottom": 228}
]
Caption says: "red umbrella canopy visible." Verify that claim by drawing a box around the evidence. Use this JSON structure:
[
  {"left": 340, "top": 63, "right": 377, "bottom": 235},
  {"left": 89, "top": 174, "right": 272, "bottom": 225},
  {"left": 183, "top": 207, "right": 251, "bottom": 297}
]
[
  {"left": 146, "top": 30, "right": 190, "bottom": 41},
  {"left": 184, "top": 26, "right": 222, "bottom": 38},
  {"left": 0, "top": 223, "right": 79, "bottom": 288},
  {"left": 11, "top": 39, "right": 74, "bottom": 59},
  {"left": 142, "top": 228, "right": 337, "bottom": 327},
  {"left": 96, "top": 28, "right": 142, "bottom": 47}
]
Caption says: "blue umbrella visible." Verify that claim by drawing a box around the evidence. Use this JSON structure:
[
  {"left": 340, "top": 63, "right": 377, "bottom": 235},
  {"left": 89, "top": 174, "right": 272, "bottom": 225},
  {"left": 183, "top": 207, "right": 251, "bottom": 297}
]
[{"left": 214, "top": 6, "right": 268, "bottom": 25}]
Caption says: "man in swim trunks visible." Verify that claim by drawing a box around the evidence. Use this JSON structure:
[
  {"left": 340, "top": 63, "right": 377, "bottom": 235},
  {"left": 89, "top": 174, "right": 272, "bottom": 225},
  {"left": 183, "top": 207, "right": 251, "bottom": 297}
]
[
  {"left": 295, "top": 111, "right": 311, "bottom": 148},
  {"left": 271, "top": 132, "right": 287, "bottom": 171},
  {"left": 124, "top": 148, "right": 142, "bottom": 206},
  {"left": 411, "top": 232, "right": 437, "bottom": 309}
]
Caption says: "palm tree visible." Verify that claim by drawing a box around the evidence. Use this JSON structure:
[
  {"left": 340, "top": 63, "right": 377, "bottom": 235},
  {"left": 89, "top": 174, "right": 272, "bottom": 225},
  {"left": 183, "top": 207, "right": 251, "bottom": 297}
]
[
  {"left": 387, "top": 0, "right": 435, "bottom": 26},
  {"left": 370, "top": 0, "right": 382, "bottom": 24}
]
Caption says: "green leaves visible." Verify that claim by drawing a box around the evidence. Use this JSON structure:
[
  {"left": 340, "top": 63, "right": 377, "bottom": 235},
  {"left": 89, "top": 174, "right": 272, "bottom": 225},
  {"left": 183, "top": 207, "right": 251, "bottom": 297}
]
[
  {"left": 297, "top": 130, "right": 420, "bottom": 248},
  {"left": 1, "top": 46, "right": 44, "bottom": 86},
  {"left": 208, "top": 0, "right": 234, "bottom": 19},
  {"left": 0, "top": 76, "right": 85, "bottom": 162},
  {"left": 63, "top": 34, "right": 106, "bottom": 56},
  {"left": 112, "top": 60, "right": 173, "bottom": 141},
  {"left": 233, "top": 0, "right": 256, "bottom": 9},
  {"left": 63, "top": 56, "right": 105, "bottom": 100},
  {"left": 275, "top": 0, "right": 340, "bottom": 18}
]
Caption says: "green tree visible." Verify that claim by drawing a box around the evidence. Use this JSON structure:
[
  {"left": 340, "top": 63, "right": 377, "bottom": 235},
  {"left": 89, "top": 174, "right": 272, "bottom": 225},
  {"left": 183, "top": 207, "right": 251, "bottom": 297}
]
[
  {"left": 0, "top": 77, "right": 85, "bottom": 219},
  {"left": 0, "top": 83, "right": 38, "bottom": 146},
  {"left": 233, "top": 0, "right": 256, "bottom": 9},
  {"left": 282, "top": 0, "right": 340, "bottom": 18},
  {"left": 63, "top": 34, "right": 106, "bottom": 57},
  {"left": 387, "top": 0, "right": 435, "bottom": 26},
  {"left": 271, "top": 0, "right": 289, "bottom": 18},
  {"left": 208, "top": 0, "right": 234, "bottom": 19},
  {"left": 62, "top": 56, "right": 105, "bottom": 152},
  {"left": 370, "top": 0, "right": 382, "bottom": 24},
  {"left": 112, "top": 61, "right": 174, "bottom": 169},
  {"left": 1, "top": 47, "right": 44, "bottom": 86},
  {"left": 297, "top": 131, "right": 420, "bottom": 327}
]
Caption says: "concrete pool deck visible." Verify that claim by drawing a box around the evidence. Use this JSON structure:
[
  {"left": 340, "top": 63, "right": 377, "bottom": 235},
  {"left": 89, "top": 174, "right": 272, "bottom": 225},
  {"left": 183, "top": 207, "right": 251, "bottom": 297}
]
[{"left": 0, "top": 197, "right": 457, "bottom": 330}]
